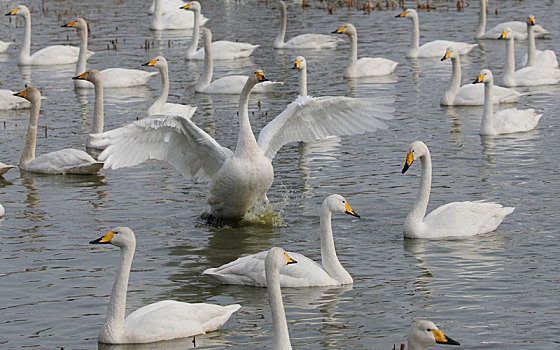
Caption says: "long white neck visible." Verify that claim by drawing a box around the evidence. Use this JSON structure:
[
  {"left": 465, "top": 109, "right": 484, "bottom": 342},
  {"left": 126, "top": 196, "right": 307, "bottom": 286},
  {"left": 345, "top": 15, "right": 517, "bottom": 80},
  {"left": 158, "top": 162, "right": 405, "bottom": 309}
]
[
  {"left": 503, "top": 37, "right": 516, "bottom": 87},
  {"left": 148, "top": 63, "right": 169, "bottom": 115},
  {"left": 152, "top": 0, "right": 162, "bottom": 30},
  {"left": 19, "top": 96, "right": 40, "bottom": 166},
  {"left": 345, "top": 31, "right": 358, "bottom": 77},
  {"left": 320, "top": 208, "right": 352, "bottom": 284},
  {"left": 20, "top": 11, "right": 32, "bottom": 64},
  {"left": 408, "top": 15, "right": 420, "bottom": 57},
  {"left": 266, "top": 261, "right": 292, "bottom": 350},
  {"left": 441, "top": 55, "right": 461, "bottom": 105},
  {"left": 273, "top": 2, "right": 287, "bottom": 48},
  {"left": 297, "top": 66, "right": 307, "bottom": 97},
  {"left": 527, "top": 24, "right": 536, "bottom": 66},
  {"left": 74, "top": 28, "right": 89, "bottom": 88},
  {"left": 480, "top": 79, "right": 495, "bottom": 135},
  {"left": 99, "top": 244, "right": 135, "bottom": 344},
  {"left": 408, "top": 340, "right": 428, "bottom": 350},
  {"left": 185, "top": 8, "right": 200, "bottom": 59},
  {"left": 405, "top": 151, "right": 432, "bottom": 232},
  {"left": 235, "top": 81, "right": 259, "bottom": 157},
  {"left": 196, "top": 31, "right": 213, "bottom": 91},
  {"left": 475, "top": 0, "right": 486, "bottom": 39},
  {"left": 88, "top": 78, "right": 104, "bottom": 138}
]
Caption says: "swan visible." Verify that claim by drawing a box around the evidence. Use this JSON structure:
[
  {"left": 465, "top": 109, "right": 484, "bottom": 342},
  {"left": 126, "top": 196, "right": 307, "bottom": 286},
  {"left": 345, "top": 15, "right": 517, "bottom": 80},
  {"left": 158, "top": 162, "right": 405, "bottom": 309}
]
[
  {"left": 522, "top": 15, "right": 558, "bottom": 68},
  {"left": 0, "top": 89, "right": 31, "bottom": 110},
  {"left": 500, "top": 28, "right": 560, "bottom": 87},
  {"left": 150, "top": 0, "right": 207, "bottom": 30},
  {"left": 0, "top": 204, "right": 4, "bottom": 217},
  {"left": 440, "top": 46, "right": 520, "bottom": 106},
  {"left": 89, "top": 227, "right": 241, "bottom": 344},
  {"left": 407, "top": 320, "right": 460, "bottom": 349},
  {"left": 401, "top": 141, "right": 514, "bottom": 239},
  {"left": 148, "top": 0, "right": 186, "bottom": 15},
  {"left": 181, "top": 2, "right": 258, "bottom": 60},
  {"left": 473, "top": 69, "right": 542, "bottom": 135},
  {"left": 196, "top": 28, "right": 282, "bottom": 94},
  {"left": 0, "top": 40, "right": 11, "bottom": 53},
  {"left": 72, "top": 70, "right": 107, "bottom": 149},
  {"left": 63, "top": 18, "right": 158, "bottom": 89},
  {"left": 13, "top": 86, "right": 103, "bottom": 175},
  {"left": 203, "top": 194, "right": 359, "bottom": 287},
  {"left": 143, "top": 56, "right": 197, "bottom": 118},
  {"left": 273, "top": 0, "right": 341, "bottom": 49},
  {"left": 90, "top": 70, "right": 392, "bottom": 221},
  {"left": 0, "top": 162, "right": 16, "bottom": 176},
  {"left": 396, "top": 9, "right": 476, "bottom": 58},
  {"left": 332, "top": 23, "right": 397, "bottom": 77},
  {"left": 475, "top": 0, "right": 549, "bottom": 40},
  {"left": 7, "top": 5, "right": 91, "bottom": 65}
]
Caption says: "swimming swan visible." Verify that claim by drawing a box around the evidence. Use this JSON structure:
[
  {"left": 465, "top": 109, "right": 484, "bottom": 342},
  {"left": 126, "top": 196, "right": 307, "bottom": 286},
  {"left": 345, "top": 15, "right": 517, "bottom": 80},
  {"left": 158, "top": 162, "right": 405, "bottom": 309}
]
[
  {"left": 332, "top": 23, "right": 397, "bottom": 77},
  {"left": 14, "top": 87, "right": 103, "bottom": 174},
  {"left": 196, "top": 28, "right": 282, "bottom": 94},
  {"left": 273, "top": 0, "right": 341, "bottom": 49},
  {"left": 402, "top": 141, "right": 514, "bottom": 238},
  {"left": 182, "top": 2, "right": 258, "bottom": 60},
  {"left": 407, "top": 320, "right": 460, "bottom": 349},
  {"left": 0, "top": 162, "right": 16, "bottom": 176},
  {"left": 7, "top": 5, "right": 90, "bottom": 65},
  {"left": 203, "top": 194, "right": 359, "bottom": 287},
  {"left": 473, "top": 69, "right": 542, "bottom": 135},
  {"left": 0, "top": 89, "right": 31, "bottom": 110},
  {"left": 500, "top": 28, "right": 560, "bottom": 87},
  {"left": 150, "top": 0, "right": 207, "bottom": 30},
  {"left": 397, "top": 9, "right": 476, "bottom": 58},
  {"left": 72, "top": 70, "right": 107, "bottom": 150},
  {"left": 90, "top": 227, "right": 240, "bottom": 344},
  {"left": 91, "top": 70, "right": 392, "bottom": 220},
  {"left": 522, "top": 15, "right": 557, "bottom": 68},
  {"left": 143, "top": 56, "right": 197, "bottom": 118},
  {"left": 64, "top": 18, "right": 158, "bottom": 89},
  {"left": 440, "top": 46, "right": 520, "bottom": 106}
]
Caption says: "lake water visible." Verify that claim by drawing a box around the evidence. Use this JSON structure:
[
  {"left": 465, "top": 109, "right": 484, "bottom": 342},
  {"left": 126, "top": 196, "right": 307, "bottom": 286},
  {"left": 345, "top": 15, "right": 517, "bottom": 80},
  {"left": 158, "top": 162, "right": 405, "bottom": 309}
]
[{"left": 1, "top": 0, "right": 559, "bottom": 348}]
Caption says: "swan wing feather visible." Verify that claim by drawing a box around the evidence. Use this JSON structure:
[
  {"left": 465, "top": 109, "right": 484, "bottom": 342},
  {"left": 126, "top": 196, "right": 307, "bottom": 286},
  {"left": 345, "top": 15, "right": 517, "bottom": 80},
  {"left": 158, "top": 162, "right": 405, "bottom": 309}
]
[
  {"left": 29, "top": 45, "right": 92, "bottom": 65},
  {"left": 100, "top": 68, "right": 159, "bottom": 88},
  {"left": 23, "top": 149, "right": 102, "bottom": 174},
  {"left": 493, "top": 108, "right": 542, "bottom": 134},
  {"left": 283, "top": 33, "right": 342, "bottom": 49}
]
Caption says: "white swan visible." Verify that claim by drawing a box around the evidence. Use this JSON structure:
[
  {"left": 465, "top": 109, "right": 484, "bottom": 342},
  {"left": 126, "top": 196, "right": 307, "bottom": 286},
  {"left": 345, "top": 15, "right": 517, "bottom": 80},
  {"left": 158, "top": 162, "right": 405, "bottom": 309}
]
[
  {"left": 143, "top": 56, "right": 197, "bottom": 118},
  {"left": 500, "top": 28, "right": 560, "bottom": 87},
  {"left": 397, "top": 9, "right": 476, "bottom": 58},
  {"left": 89, "top": 227, "right": 241, "bottom": 344},
  {"left": 203, "top": 194, "right": 359, "bottom": 287},
  {"left": 196, "top": 28, "right": 282, "bottom": 94},
  {"left": 440, "top": 46, "right": 520, "bottom": 106},
  {"left": 474, "top": 69, "right": 542, "bottom": 135},
  {"left": 0, "top": 204, "right": 4, "bottom": 217},
  {"left": 0, "top": 89, "right": 31, "bottom": 110},
  {"left": 150, "top": 0, "right": 207, "bottom": 30},
  {"left": 332, "top": 23, "right": 397, "bottom": 77},
  {"left": 91, "top": 70, "right": 392, "bottom": 221},
  {"left": 64, "top": 18, "right": 158, "bottom": 89},
  {"left": 0, "top": 161, "right": 16, "bottom": 176},
  {"left": 402, "top": 141, "right": 514, "bottom": 239},
  {"left": 7, "top": 5, "right": 91, "bottom": 66},
  {"left": 148, "top": 0, "right": 186, "bottom": 15},
  {"left": 72, "top": 70, "right": 107, "bottom": 149},
  {"left": 273, "top": 0, "right": 341, "bottom": 49},
  {"left": 0, "top": 40, "right": 11, "bottom": 53},
  {"left": 14, "top": 86, "right": 103, "bottom": 175},
  {"left": 522, "top": 15, "right": 558, "bottom": 68},
  {"left": 407, "top": 320, "right": 460, "bottom": 349},
  {"left": 475, "top": 0, "right": 549, "bottom": 40},
  {"left": 182, "top": 2, "right": 258, "bottom": 60}
]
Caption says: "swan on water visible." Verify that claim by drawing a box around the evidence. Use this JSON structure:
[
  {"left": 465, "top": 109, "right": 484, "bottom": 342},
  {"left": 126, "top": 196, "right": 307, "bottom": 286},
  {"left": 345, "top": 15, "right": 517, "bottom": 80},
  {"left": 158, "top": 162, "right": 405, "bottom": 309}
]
[
  {"left": 0, "top": 89, "right": 31, "bottom": 110},
  {"left": 72, "top": 70, "right": 107, "bottom": 150},
  {"left": 522, "top": 15, "right": 557, "bottom": 68},
  {"left": 150, "top": 0, "right": 207, "bottom": 30}
]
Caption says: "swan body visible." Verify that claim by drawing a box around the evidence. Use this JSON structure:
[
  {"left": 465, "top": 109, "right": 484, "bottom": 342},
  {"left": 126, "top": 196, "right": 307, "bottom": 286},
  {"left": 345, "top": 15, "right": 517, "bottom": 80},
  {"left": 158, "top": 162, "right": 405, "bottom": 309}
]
[
  {"left": 91, "top": 70, "right": 392, "bottom": 220},
  {"left": 0, "top": 40, "right": 11, "bottom": 53},
  {"left": 72, "top": 70, "right": 107, "bottom": 149},
  {"left": 397, "top": 9, "right": 476, "bottom": 58},
  {"left": 148, "top": 0, "right": 186, "bottom": 15},
  {"left": 333, "top": 24, "right": 397, "bottom": 77},
  {"left": 440, "top": 46, "right": 520, "bottom": 106},
  {"left": 500, "top": 28, "right": 560, "bottom": 87},
  {"left": 182, "top": 2, "right": 258, "bottom": 60},
  {"left": 90, "top": 227, "right": 240, "bottom": 344},
  {"left": 203, "top": 194, "right": 359, "bottom": 287},
  {"left": 407, "top": 320, "right": 460, "bottom": 350},
  {"left": 8, "top": 6, "right": 92, "bottom": 66},
  {"left": 474, "top": 69, "right": 542, "bottom": 135},
  {"left": 0, "top": 162, "right": 16, "bottom": 176},
  {"left": 0, "top": 89, "right": 31, "bottom": 110},
  {"left": 143, "top": 56, "right": 197, "bottom": 118},
  {"left": 522, "top": 15, "right": 557, "bottom": 68},
  {"left": 150, "top": 0, "right": 207, "bottom": 30},
  {"left": 402, "top": 141, "right": 514, "bottom": 239},
  {"left": 14, "top": 87, "right": 103, "bottom": 175},
  {"left": 196, "top": 28, "right": 282, "bottom": 94},
  {"left": 273, "top": 1, "right": 341, "bottom": 49},
  {"left": 64, "top": 18, "right": 158, "bottom": 89}
]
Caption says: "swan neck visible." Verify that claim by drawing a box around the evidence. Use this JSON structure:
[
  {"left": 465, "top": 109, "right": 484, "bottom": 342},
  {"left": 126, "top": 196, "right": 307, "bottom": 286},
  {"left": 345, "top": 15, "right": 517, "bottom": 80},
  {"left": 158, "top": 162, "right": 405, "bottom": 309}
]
[
  {"left": 442, "top": 56, "right": 461, "bottom": 104},
  {"left": 320, "top": 209, "right": 350, "bottom": 283},
  {"left": 407, "top": 152, "right": 432, "bottom": 226},
  {"left": 75, "top": 28, "right": 88, "bottom": 77},
  {"left": 186, "top": 8, "right": 200, "bottom": 58},
  {"left": 197, "top": 31, "right": 213, "bottom": 90},
  {"left": 19, "top": 97, "right": 40, "bottom": 166},
  {"left": 481, "top": 80, "right": 495, "bottom": 135},
  {"left": 266, "top": 262, "right": 292, "bottom": 350},
  {"left": 408, "top": 340, "right": 427, "bottom": 350},
  {"left": 409, "top": 15, "right": 420, "bottom": 57},
  {"left": 152, "top": 0, "right": 162, "bottom": 29},
  {"left": 504, "top": 37, "right": 515, "bottom": 85},
  {"left": 91, "top": 79, "right": 104, "bottom": 134},
  {"left": 298, "top": 66, "right": 307, "bottom": 97},
  {"left": 20, "top": 11, "right": 32, "bottom": 63},
  {"left": 235, "top": 82, "right": 258, "bottom": 156},
  {"left": 346, "top": 31, "right": 358, "bottom": 76},
  {"left": 274, "top": 3, "right": 287, "bottom": 48},
  {"left": 476, "top": 0, "right": 486, "bottom": 39},
  {"left": 149, "top": 63, "right": 169, "bottom": 115},
  {"left": 527, "top": 24, "right": 536, "bottom": 66}
]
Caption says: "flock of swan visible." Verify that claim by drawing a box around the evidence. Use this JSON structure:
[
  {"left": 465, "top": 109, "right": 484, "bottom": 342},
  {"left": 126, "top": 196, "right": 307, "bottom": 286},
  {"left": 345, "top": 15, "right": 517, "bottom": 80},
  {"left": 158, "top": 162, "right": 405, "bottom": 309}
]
[{"left": 0, "top": 0, "right": 556, "bottom": 347}]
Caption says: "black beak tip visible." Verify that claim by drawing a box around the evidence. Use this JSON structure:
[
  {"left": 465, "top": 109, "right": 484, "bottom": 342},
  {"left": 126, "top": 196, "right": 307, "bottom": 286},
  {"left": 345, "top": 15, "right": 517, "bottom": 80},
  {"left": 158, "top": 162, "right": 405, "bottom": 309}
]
[
  {"left": 5, "top": 13, "right": 12, "bottom": 16},
  {"left": 72, "top": 76, "right": 79, "bottom": 80},
  {"left": 472, "top": 78, "right": 479, "bottom": 84},
  {"left": 331, "top": 29, "right": 339, "bottom": 34},
  {"left": 440, "top": 56, "right": 446, "bottom": 61},
  {"left": 291, "top": 64, "right": 297, "bottom": 70},
  {"left": 287, "top": 259, "right": 297, "bottom": 265},
  {"left": 395, "top": 14, "right": 401, "bottom": 17},
  {"left": 89, "top": 239, "right": 99, "bottom": 244},
  {"left": 440, "top": 336, "right": 460, "bottom": 346},
  {"left": 402, "top": 163, "right": 410, "bottom": 174},
  {"left": 261, "top": 76, "right": 269, "bottom": 82},
  {"left": 141, "top": 62, "right": 149, "bottom": 66}
]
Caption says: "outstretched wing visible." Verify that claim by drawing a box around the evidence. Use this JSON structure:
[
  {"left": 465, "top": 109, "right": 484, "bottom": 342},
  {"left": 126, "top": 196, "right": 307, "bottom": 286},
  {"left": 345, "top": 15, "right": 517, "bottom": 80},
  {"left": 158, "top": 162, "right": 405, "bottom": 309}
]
[
  {"left": 92, "top": 115, "right": 232, "bottom": 182},
  {"left": 257, "top": 95, "right": 393, "bottom": 160}
]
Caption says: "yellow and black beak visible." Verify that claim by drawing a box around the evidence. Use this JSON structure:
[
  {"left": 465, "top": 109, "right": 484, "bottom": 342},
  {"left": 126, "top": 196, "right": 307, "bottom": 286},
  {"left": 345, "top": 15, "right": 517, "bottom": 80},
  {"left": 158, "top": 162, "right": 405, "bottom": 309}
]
[
  {"left": 62, "top": 20, "right": 76, "bottom": 28},
  {"left": 255, "top": 71, "right": 269, "bottom": 82},
  {"left": 344, "top": 202, "right": 360, "bottom": 218},
  {"left": 528, "top": 16, "right": 535, "bottom": 26},
  {"left": 441, "top": 50, "right": 451, "bottom": 61},
  {"left": 396, "top": 10, "right": 407, "bottom": 17},
  {"left": 472, "top": 73, "right": 484, "bottom": 84},
  {"left": 89, "top": 231, "right": 115, "bottom": 245},
  {"left": 432, "top": 329, "right": 460, "bottom": 346},
  {"left": 498, "top": 30, "right": 508, "bottom": 40},
  {"left": 180, "top": 3, "right": 191, "bottom": 10},
  {"left": 142, "top": 58, "right": 157, "bottom": 67},
  {"left": 402, "top": 151, "right": 414, "bottom": 174},
  {"left": 332, "top": 26, "right": 345, "bottom": 34},
  {"left": 292, "top": 59, "right": 301, "bottom": 70},
  {"left": 6, "top": 8, "right": 18, "bottom": 16},
  {"left": 72, "top": 71, "right": 89, "bottom": 80},
  {"left": 285, "top": 252, "right": 297, "bottom": 265},
  {"left": 13, "top": 88, "right": 27, "bottom": 97}
]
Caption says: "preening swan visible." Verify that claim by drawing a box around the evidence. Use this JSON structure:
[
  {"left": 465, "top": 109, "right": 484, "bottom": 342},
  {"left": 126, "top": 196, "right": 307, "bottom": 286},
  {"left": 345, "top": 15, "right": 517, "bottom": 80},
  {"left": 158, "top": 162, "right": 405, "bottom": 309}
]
[
  {"left": 273, "top": 0, "right": 341, "bottom": 49},
  {"left": 13, "top": 87, "right": 103, "bottom": 174},
  {"left": 91, "top": 70, "right": 392, "bottom": 221},
  {"left": 407, "top": 320, "right": 460, "bottom": 350},
  {"left": 7, "top": 5, "right": 90, "bottom": 65},
  {"left": 150, "top": 0, "right": 207, "bottom": 30},
  {"left": 182, "top": 2, "right": 258, "bottom": 60},
  {"left": 196, "top": 28, "right": 282, "bottom": 94},
  {"left": 401, "top": 141, "right": 514, "bottom": 239},
  {"left": 522, "top": 15, "right": 557, "bottom": 68},
  {"left": 0, "top": 40, "right": 11, "bottom": 53},
  {"left": 0, "top": 162, "right": 16, "bottom": 176},
  {"left": 203, "top": 194, "right": 359, "bottom": 287},
  {"left": 89, "top": 227, "right": 241, "bottom": 344},
  {"left": 475, "top": 0, "right": 549, "bottom": 40},
  {"left": 332, "top": 23, "right": 397, "bottom": 77},
  {"left": 143, "top": 56, "right": 197, "bottom": 118},
  {"left": 72, "top": 70, "right": 107, "bottom": 150},
  {"left": 397, "top": 9, "right": 476, "bottom": 58},
  {"left": 440, "top": 46, "right": 520, "bottom": 106},
  {"left": 0, "top": 89, "right": 31, "bottom": 110},
  {"left": 64, "top": 18, "right": 158, "bottom": 89},
  {"left": 499, "top": 28, "right": 560, "bottom": 87},
  {"left": 473, "top": 69, "right": 542, "bottom": 136}
]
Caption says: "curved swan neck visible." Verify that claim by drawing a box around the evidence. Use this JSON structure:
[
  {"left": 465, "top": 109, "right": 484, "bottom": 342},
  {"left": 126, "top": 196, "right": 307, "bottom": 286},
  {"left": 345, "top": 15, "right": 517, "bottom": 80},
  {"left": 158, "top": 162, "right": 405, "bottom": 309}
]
[
  {"left": 408, "top": 340, "right": 428, "bottom": 350},
  {"left": 266, "top": 260, "right": 292, "bottom": 350},
  {"left": 442, "top": 55, "right": 461, "bottom": 104},
  {"left": 476, "top": 0, "right": 487, "bottom": 39},
  {"left": 346, "top": 30, "right": 358, "bottom": 77},
  {"left": 298, "top": 65, "right": 307, "bottom": 97},
  {"left": 20, "top": 96, "right": 40, "bottom": 166},
  {"left": 274, "top": 1, "right": 287, "bottom": 48},
  {"left": 185, "top": 7, "right": 200, "bottom": 59},
  {"left": 408, "top": 14, "right": 420, "bottom": 57},
  {"left": 504, "top": 37, "right": 516, "bottom": 86},
  {"left": 320, "top": 208, "right": 351, "bottom": 284},
  {"left": 149, "top": 63, "right": 169, "bottom": 115},
  {"left": 407, "top": 151, "right": 432, "bottom": 227},
  {"left": 481, "top": 79, "right": 495, "bottom": 135},
  {"left": 20, "top": 10, "right": 32, "bottom": 64},
  {"left": 235, "top": 81, "right": 259, "bottom": 156},
  {"left": 527, "top": 24, "right": 536, "bottom": 66},
  {"left": 76, "top": 27, "right": 88, "bottom": 76},
  {"left": 90, "top": 78, "right": 104, "bottom": 135},
  {"left": 197, "top": 30, "right": 213, "bottom": 91}
]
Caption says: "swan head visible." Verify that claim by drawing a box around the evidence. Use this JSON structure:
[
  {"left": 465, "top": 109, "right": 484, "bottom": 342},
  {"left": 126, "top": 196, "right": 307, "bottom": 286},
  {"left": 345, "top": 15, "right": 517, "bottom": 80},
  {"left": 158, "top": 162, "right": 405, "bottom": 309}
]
[
  {"left": 440, "top": 46, "right": 457, "bottom": 61},
  {"left": 5, "top": 5, "right": 29, "bottom": 17},
  {"left": 90, "top": 227, "right": 135, "bottom": 249},
  {"left": 408, "top": 320, "right": 460, "bottom": 348},
  {"left": 73, "top": 69, "right": 102, "bottom": 85},
  {"left": 498, "top": 27, "right": 513, "bottom": 40},
  {"left": 248, "top": 69, "right": 269, "bottom": 84},
  {"left": 292, "top": 56, "right": 306, "bottom": 71},
  {"left": 332, "top": 23, "right": 356, "bottom": 36},
  {"left": 396, "top": 8, "right": 417, "bottom": 19},
  {"left": 180, "top": 1, "right": 201, "bottom": 12},
  {"left": 527, "top": 15, "right": 536, "bottom": 26},
  {"left": 472, "top": 68, "right": 493, "bottom": 85},
  {"left": 265, "top": 247, "right": 297, "bottom": 272},
  {"left": 402, "top": 141, "right": 428, "bottom": 174},
  {"left": 62, "top": 18, "right": 87, "bottom": 32},
  {"left": 323, "top": 194, "right": 360, "bottom": 218},
  {"left": 13, "top": 85, "right": 40, "bottom": 103},
  {"left": 142, "top": 56, "right": 167, "bottom": 70}
]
